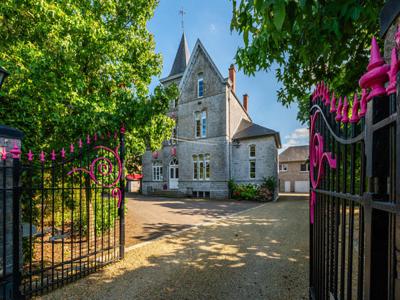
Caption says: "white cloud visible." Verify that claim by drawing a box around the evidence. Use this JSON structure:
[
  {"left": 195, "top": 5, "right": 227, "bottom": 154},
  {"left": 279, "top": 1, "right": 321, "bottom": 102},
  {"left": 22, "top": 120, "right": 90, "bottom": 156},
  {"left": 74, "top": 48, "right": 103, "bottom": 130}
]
[
  {"left": 281, "top": 127, "right": 309, "bottom": 152},
  {"left": 209, "top": 23, "right": 216, "bottom": 33}
]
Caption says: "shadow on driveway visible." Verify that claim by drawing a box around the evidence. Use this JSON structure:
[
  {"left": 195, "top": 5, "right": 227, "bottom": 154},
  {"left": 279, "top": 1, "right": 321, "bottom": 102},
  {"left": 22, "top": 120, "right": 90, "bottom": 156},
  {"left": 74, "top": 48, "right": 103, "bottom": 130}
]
[{"left": 124, "top": 195, "right": 263, "bottom": 246}]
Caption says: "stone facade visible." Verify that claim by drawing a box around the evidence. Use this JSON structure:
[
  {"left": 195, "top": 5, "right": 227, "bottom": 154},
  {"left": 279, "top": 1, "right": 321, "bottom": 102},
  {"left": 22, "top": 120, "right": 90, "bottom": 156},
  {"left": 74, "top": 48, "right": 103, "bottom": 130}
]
[{"left": 142, "top": 35, "right": 281, "bottom": 199}]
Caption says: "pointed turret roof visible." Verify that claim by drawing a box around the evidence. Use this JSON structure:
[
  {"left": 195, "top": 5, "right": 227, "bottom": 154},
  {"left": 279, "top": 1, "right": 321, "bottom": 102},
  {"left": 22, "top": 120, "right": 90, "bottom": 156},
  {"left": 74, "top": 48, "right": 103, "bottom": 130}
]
[{"left": 169, "top": 33, "right": 190, "bottom": 76}]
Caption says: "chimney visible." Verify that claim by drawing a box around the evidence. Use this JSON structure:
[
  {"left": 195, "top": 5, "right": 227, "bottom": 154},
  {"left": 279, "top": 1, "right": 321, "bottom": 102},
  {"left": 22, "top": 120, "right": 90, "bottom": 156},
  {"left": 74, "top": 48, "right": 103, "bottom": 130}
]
[
  {"left": 243, "top": 94, "right": 249, "bottom": 112},
  {"left": 229, "top": 64, "right": 236, "bottom": 94}
]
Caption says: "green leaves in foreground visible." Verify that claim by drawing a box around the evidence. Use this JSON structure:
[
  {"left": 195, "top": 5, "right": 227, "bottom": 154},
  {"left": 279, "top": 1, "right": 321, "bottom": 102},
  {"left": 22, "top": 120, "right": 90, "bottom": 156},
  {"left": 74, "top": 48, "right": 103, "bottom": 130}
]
[
  {"left": 231, "top": 0, "right": 384, "bottom": 122},
  {"left": 0, "top": 0, "right": 176, "bottom": 168}
]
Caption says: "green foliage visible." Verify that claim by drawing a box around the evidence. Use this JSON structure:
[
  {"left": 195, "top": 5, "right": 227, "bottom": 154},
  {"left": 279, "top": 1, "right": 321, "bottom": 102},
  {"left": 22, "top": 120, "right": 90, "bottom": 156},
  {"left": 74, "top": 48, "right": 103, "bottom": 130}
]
[
  {"left": 262, "top": 176, "right": 277, "bottom": 192},
  {"left": 0, "top": 0, "right": 177, "bottom": 164},
  {"left": 229, "top": 177, "right": 276, "bottom": 201},
  {"left": 230, "top": 0, "right": 384, "bottom": 122}
]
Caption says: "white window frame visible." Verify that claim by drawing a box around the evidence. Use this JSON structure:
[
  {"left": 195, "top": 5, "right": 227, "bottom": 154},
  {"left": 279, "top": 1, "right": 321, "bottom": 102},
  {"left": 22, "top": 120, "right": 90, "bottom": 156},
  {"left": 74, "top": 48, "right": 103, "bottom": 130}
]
[
  {"left": 152, "top": 161, "right": 163, "bottom": 181},
  {"left": 279, "top": 163, "right": 288, "bottom": 172},
  {"left": 193, "top": 153, "right": 210, "bottom": 180},
  {"left": 249, "top": 159, "right": 256, "bottom": 179},
  {"left": 249, "top": 144, "right": 256, "bottom": 158},
  {"left": 300, "top": 162, "right": 309, "bottom": 172},
  {"left": 197, "top": 76, "right": 204, "bottom": 98}
]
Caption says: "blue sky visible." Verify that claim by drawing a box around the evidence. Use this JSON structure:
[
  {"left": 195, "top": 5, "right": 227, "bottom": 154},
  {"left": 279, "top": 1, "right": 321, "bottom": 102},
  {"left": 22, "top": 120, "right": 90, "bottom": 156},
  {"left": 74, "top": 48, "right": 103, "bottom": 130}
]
[{"left": 148, "top": 0, "right": 308, "bottom": 150}]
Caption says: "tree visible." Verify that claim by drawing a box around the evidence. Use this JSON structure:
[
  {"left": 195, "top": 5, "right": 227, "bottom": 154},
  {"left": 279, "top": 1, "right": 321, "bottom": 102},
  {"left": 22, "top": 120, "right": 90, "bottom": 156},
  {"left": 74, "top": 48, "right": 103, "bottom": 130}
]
[
  {"left": 230, "top": 0, "right": 384, "bottom": 122},
  {"left": 0, "top": 0, "right": 176, "bottom": 163}
]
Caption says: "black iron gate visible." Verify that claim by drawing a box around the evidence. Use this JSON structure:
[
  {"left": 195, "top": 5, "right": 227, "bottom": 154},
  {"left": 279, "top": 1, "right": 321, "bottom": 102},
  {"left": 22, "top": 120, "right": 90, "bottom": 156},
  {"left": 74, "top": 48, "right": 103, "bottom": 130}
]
[
  {"left": 309, "top": 36, "right": 398, "bottom": 299},
  {"left": 1, "top": 128, "right": 125, "bottom": 299}
]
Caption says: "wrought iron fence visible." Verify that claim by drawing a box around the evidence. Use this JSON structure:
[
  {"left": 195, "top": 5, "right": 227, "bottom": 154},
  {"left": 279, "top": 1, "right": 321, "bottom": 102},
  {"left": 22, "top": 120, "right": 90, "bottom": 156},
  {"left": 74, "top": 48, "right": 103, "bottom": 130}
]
[
  {"left": 309, "top": 36, "right": 398, "bottom": 299},
  {"left": 1, "top": 128, "right": 125, "bottom": 299}
]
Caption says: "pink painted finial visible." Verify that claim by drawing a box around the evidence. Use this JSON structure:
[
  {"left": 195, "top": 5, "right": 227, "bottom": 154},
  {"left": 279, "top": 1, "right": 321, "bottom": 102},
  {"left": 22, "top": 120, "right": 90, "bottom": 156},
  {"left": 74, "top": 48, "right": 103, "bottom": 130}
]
[
  {"left": 61, "top": 148, "right": 66, "bottom": 159},
  {"left": 359, "top": 36, "right": 389, "bottom": 100},
  {"left": 330, "top": 92, "right": 337, "bottom": 113},
  {"left": 40, "top": 151, "right": 45, "bottom": 162},
  {"left": 51, "top": 149, "right": 56, "bottom": 161},
  {"left": 78, "top": 139, "right": 83, "bottom": 148},
  {"left": 341, "top": 97, "right": 350, "bottom": 123},
  {"left": 1, "top": 147, "right": 7, "bottom": 160},
  {"left": 10, "top": 143, "right": 22, "bottom": 159},
  {"left": 114, "top": 131, "right": 118, "bottom": 139},
  {"left": 120, "top": 126, "right": 126, "bottom": 135},
  {"left": 359, "top": 89, "right": 368, "bottom": 117},
  {"left": 368, "top": 37, "right": 385, "bottom": 71},
  {"left": 27, "top": 150, "right": 34, "bottom": 161},
  {"left": 335, "top": 97, "right": 343, "bottom": 122},
  {"left": 70, "top": 143, "right": 74, "bottom": 153},
  {"left": 350, "top": 93, "right": 360, "bottom": 123},
  {"left": 87, "top": 134, "right": 91, "bottom": 145},
  {"left": 325, "top": 85, "right": 330, "bottom": 105},
  {"left": 387, "top": 47, "right": 399, "bottom": 95},
  {"left": 94, "top": 133, "right": 98, "bottom": 141},
  {"left": 107, "top": 131, "right": 111, "bottom": 138}
]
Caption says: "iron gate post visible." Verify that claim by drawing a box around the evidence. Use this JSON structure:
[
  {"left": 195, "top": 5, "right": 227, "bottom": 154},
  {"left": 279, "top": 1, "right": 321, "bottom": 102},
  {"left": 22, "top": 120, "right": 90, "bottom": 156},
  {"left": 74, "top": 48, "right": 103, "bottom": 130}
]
[
  {"left": 11, "top": 153, "right": 21, "bottom": 300},
  {"left": 119, "top": 129, "right": 125, "bottom": 259}
]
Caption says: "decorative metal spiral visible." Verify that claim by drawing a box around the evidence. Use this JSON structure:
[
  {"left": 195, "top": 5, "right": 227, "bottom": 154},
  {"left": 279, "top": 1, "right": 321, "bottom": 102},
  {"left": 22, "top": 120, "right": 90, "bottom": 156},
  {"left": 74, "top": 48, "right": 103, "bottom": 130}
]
[{"left": 68, "top": 145, "right": 122, "bottom": 207}]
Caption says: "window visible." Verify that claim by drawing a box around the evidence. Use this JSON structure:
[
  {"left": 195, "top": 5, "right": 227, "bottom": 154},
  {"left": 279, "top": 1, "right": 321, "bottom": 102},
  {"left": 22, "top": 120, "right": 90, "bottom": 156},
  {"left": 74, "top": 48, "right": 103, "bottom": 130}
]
[
  {"left": 193, "top": 155, "right": 198, "bottom": 179},
  {"left": 152, "top": 161, "right": 163, "bottom": 181},
  {"left": 170, "top": 127, "right": 177, "bottom": 145},
  {"left": 195, "top": 112, "right": 201, "bottom": 138},
  {"left": 197, "top": 74, "right": 204, "bottom": 97},
  {"left": 199, "top": 154, "right": 204, "bottom": 179},
  {"left": 300, "top": 163, "right": 309, "bottom": 172},
  {"left": 279, "top": 164, "right": 288, "bottom": 172},
  {"left": 249, "top": 160, "right": 256, "bottom": 179},
  {"left": 201, "top": 111, "right": 207, "bottom": 137},
  {"left": 205, "top": 154, "right": 210, "bottom": 179},
  {"left": 193, "top": 153, "right": 211, "bottom": 180},
  {"left": 195, "top": 111, "right": 207, "bottom": 138},
  {"left": 249, "top": 145, "right": 256, "bottom": 158}
]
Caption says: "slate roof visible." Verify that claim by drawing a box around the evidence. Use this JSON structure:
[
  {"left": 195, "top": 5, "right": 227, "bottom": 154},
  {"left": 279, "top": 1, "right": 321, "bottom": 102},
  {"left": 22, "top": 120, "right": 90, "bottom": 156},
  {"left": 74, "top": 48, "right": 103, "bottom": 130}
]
[
  {"left": 233, "top": 121, "right": 281, "bottom": 148},
  {"left": 169, "top": 33, "right": 190, "bottom": 76},
  {"left": 279, "top": 145, "right": 309, "bottom": 162}
]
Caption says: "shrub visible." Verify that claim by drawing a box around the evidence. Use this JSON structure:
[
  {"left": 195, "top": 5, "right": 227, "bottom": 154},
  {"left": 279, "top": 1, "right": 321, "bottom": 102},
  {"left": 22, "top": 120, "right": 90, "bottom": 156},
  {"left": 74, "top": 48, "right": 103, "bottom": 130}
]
[{"left": 228, "top": 177, "right": 277, "bottom": 202}]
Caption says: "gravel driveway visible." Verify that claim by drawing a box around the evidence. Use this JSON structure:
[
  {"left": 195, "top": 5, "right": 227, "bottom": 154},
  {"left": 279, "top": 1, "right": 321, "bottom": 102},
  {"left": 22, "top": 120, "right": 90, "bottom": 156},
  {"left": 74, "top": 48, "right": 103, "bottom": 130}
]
[
  {"left": 40, "top": 196, "right": 309, "bottom": 300},
  {"left": 124, "top": 195, "right": 263, "bottom": 246}
]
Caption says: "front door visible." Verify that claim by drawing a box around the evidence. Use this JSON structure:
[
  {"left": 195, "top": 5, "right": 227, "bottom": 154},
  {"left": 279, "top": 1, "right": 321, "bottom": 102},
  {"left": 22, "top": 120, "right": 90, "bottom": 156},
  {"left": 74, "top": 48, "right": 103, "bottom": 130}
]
[{"left": 169, "top": 159, "right": 179, "bottom": 189}]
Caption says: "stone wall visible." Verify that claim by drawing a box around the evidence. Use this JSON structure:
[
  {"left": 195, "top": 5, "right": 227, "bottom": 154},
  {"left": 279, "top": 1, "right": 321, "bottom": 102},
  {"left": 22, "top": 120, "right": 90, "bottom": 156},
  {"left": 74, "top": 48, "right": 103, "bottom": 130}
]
[{"left": 231, "top": 136, "right": 278, "bottom": 185}]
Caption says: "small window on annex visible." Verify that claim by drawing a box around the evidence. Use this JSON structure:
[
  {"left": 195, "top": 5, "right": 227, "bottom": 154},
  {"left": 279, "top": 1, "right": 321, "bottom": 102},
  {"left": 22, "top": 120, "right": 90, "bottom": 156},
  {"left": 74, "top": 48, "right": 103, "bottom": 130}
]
[
  {"left": 249, "top": 160, "right": 256, "bottom": 179},
  {"left": 249, "top": 145, "right": 256, "bottom": 158},
  {"left": 300, "top": 163, "right": 309, "bottom": 172},
  {"left": 279, "top": 163, "right": 288, "bottom": 172}
]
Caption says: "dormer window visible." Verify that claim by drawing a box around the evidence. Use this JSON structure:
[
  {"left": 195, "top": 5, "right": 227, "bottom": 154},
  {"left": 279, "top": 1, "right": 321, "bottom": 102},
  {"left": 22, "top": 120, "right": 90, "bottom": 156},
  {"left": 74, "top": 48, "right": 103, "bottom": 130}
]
[{"left": 197, "top": 73, "right": 204, "bottom": 98}]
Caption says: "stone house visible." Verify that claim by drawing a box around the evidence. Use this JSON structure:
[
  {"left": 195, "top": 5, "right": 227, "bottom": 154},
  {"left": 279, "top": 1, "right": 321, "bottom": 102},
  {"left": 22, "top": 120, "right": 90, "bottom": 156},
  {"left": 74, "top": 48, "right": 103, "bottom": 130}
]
[
  {"left": 142, "top": 34, "right": 281, "bottom": 199},
  {"left": 278, "top": 145, "right": 309, "bottom": 193}
]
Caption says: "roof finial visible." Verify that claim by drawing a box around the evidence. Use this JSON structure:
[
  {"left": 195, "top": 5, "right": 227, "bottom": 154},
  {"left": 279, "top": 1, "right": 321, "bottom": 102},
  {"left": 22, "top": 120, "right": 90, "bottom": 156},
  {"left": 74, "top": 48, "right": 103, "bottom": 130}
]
[{"left": 179, "top": 7, "right": 186, "bottom": 32}]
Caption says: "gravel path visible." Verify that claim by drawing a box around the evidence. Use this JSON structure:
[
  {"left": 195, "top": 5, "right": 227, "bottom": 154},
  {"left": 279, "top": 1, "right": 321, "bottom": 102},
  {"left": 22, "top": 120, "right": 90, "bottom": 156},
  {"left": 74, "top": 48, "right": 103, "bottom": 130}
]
[
  {"left": 40, "top": 197, "right": 309, "bottom": 300},
  {"left": 124, "top": 195, "right": 262, "bottom": 246}
]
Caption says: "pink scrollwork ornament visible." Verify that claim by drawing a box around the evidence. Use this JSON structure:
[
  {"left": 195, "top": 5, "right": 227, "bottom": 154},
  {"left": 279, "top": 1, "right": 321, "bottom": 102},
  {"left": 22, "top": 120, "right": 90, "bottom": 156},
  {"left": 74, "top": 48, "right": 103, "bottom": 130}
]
[
  {"left": 310, "top": 110, "right": 337, "bottom": 224},
  {"left": 68, "top": 145, "right": 123, "bottom": 208}
]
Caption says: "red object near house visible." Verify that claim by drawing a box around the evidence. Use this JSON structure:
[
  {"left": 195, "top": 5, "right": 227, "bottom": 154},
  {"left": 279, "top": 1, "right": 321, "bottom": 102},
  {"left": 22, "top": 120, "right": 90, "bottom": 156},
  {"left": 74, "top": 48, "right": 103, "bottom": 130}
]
[{"left": 126, "top": 174, "right": 143, "bottom": 193}]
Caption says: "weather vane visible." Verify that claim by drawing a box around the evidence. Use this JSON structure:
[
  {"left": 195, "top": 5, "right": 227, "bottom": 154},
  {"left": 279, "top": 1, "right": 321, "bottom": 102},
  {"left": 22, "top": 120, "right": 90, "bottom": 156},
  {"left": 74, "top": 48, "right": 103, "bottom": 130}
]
[{"left": 179, "top": 7, "right": 186, "bottom": 32}]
